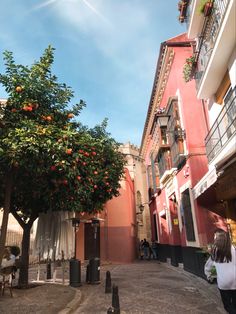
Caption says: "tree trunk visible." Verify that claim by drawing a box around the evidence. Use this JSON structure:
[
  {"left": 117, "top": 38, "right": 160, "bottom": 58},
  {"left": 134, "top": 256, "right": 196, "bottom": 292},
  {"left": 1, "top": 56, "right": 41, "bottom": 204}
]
[
  {"left": 18, "top": 224, "right": 31, "bottom": 288},
  {"left": 0, "top": 171, "right": 14, "bottom": 265},
  {"left": 10, "top": 210, "right": 37, "bottom": 288}
]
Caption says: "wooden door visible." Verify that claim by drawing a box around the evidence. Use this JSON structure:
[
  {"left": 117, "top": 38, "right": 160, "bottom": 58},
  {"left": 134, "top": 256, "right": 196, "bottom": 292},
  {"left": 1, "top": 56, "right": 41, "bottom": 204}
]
[{"left": 84, "top": 223, "right": 100, "bottom": 260}]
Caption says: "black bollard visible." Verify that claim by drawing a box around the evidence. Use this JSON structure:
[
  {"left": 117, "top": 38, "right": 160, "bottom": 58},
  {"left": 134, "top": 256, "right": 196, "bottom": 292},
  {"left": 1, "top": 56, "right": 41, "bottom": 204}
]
[
  {"left": 46, "top": 260, "right": 52, "bottom": 280},
  {"left": 86, "top": 264, "right": 90, "bottom": 283},
  {"left": 89, "top": 258, "right": 100, "bottom": 284},
  {"left": 69, "top": 259, "right": 81, "bottom": 287},
  {"left": 112, "top": 285, "right": 120, "bottom": 314},
  {"left": 105, "top": 271, "right": 112, "bottom": 293}
]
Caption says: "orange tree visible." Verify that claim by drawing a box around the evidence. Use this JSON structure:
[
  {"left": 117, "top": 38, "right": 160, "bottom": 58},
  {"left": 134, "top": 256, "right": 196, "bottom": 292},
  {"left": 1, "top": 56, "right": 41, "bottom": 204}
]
[{"left": 0, "top": 47, "right": 125, "bottom": 287}]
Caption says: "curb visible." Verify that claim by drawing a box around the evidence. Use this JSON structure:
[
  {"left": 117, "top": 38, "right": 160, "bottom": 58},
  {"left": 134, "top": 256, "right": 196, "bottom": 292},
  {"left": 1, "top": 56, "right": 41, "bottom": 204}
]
[{"left": 58, "top": 287, "right": 82, "bottom": 314}]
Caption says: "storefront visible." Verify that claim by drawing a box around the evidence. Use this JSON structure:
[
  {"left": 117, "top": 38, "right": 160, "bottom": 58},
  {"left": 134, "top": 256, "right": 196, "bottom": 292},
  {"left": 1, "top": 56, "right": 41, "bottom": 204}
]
[{"left": 192, "top": 157, "right": 236, "bottom": 243}]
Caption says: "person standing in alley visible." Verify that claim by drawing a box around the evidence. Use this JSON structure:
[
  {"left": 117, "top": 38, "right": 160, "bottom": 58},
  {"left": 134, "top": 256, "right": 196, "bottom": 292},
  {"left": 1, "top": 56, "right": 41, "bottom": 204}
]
[
  {"left": 150, "top": 240, "right": 158, "bottom": 260},
  {"left": 142, "top": 239, "right": 150, "bottom": 260},
  {"left": 204, "top": 229, "right": 236, "bottom": 314},
  {"left": 139, "top": 240, "right": 144, "bottom": 260}
]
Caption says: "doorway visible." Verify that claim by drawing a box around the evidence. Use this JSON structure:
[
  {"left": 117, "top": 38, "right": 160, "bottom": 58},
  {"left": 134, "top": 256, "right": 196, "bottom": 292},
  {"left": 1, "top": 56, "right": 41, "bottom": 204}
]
[
  {"left": 153, "top": 214, "right": 158, "bottom": 241},
  {"left": 84, "top": 222, "right": 100, "bottom": 260}
]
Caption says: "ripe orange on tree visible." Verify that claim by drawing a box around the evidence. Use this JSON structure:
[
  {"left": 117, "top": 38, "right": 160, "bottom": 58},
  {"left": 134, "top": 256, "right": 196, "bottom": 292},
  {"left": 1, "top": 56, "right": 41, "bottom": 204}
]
[
  {"left": 15, "top": 86, "right": 23, "bottom": 93},
  {"left": 66, "top": 148, "right": 72, "bottom": 155},
  {"left": 67, "top": 113, "right": 74, "bottom": 119}
]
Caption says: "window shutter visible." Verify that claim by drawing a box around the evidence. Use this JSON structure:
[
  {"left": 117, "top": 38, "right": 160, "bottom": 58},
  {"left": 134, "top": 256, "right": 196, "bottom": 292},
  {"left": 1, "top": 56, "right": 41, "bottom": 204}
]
[{"left": 215, "top": 71, "right": 231, "bottom": 105}]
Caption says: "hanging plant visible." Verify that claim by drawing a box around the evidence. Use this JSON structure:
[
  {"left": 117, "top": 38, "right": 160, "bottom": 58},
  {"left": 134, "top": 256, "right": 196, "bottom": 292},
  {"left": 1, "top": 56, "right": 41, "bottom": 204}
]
[
  {"left": 178, "top": 1, "right": 184, "bottom": 11},
  {"left": 183, "top": 56, "right": 196, "bottom": 83},
  {"left": 198, "top": 0, "right": 214, "bottom": 17},
  {"left": 177, "top": 0, "right": 188, "bottom": 23}
]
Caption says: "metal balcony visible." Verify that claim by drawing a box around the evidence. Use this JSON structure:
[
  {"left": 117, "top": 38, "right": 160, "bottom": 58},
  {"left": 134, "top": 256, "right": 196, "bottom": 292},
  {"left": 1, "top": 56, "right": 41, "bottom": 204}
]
[
  {"left": 205, "top": 87, "right": 236, "bottom": 162},
  {"left": 157, "top": 150, "right": 172, "bottom": 179},
  {"left": 194, "top": 0, "right": 229, "bottom": 88}
]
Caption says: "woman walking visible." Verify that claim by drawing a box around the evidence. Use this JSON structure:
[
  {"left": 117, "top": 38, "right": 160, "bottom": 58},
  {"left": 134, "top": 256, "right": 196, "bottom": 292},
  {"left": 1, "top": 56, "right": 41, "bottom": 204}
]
[{"left": 204, "top": 229, "right": 236, "bottom": 314}]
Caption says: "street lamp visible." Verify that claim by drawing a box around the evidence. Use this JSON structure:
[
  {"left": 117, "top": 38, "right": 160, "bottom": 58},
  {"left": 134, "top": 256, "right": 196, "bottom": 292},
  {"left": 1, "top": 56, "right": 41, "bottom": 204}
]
[
  {"left": 69, "top": 217, "right": 81, "bottom": 287},
  {"left": 46, "top": 235, "right": 52, "bottom": 280},
  {"left": 91, "top": 218, "right": 100, "bottom": 242},
  {"left": 136, "top": 203, "right": 147, "bottom": 215},
  {"left": 156, "top": 114, "right": 170, "bottom": 127},
  {"left": 88, "top": 218, "right": 101, "bottom": 284},
  {"left": 139, "top": 204, "right": 145, "bottom": 213},
  {"left": 71, "top": 217, "right": 80, "bottom": 259},
  {"left": 156, "top": 114, "right": 186, "bottom": 140}
]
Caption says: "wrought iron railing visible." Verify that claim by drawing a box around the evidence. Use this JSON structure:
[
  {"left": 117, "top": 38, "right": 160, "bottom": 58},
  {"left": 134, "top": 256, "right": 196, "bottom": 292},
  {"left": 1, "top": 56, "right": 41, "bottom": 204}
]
[
  {"left": 170, "top": 139, "right": 185, "bottom": 168},
  {"left": 205, "top": 87, "right": 236, "bottom": 162},
  {"left": 194, "top": 0, "right": 229, "bottom": 88},
  {"left": 157, "top": 150, "right": 172, "bottom": 178},
  {"left": 166, "top": 106, "right": 186, "bottom": 169}
]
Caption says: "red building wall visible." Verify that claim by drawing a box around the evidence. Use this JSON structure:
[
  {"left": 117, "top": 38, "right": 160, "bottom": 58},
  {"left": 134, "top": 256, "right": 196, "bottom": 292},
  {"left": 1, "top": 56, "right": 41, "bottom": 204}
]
[
  {"left": 76, "top": 168, "right": 136, "bottom": 264},
  {"left": 143, "top": 34, "right": 225, "bottom": 250}
]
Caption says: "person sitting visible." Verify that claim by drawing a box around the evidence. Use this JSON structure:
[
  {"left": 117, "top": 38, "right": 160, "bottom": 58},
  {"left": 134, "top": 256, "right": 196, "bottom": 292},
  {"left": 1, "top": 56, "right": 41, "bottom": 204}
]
[{"left": 1, "top": 247, "right": 16, "bottom": 269}]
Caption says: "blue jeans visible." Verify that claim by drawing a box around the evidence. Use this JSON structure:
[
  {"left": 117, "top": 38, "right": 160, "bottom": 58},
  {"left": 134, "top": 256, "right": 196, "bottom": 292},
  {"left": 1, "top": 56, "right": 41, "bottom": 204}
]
[
  {"left": 143, "top": 247, "right": 149, "bottom": 259},
  {"left": 151, "top": 248, "right": 158, "bottom": 259}
]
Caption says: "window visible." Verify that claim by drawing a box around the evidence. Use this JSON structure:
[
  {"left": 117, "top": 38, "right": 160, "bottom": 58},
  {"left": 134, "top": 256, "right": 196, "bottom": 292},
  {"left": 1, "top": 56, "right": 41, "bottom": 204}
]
[
  {"left": 181, "top": 189, "right": 195, "bottom": 242},
  {"left": 153, "top": 214, "right": 158, "bottom": 241},
  {"left": 167, "top": 99, "right": 185, "bottom": 168},
  {"left": 150, "top": 153, "right": 157, "bottom": 192}
]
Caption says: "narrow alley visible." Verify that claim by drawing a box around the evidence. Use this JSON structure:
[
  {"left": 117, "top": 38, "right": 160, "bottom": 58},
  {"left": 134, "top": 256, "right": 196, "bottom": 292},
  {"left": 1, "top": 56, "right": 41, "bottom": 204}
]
[{"left": 74, "top": 261, "right": 225, "bottom": 314}]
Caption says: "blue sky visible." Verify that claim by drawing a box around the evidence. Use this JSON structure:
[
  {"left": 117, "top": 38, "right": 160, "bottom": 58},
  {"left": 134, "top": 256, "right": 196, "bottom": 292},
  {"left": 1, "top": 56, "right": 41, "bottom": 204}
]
[{"left": 0, "top": 0, "right": 185, "bottom": 146}]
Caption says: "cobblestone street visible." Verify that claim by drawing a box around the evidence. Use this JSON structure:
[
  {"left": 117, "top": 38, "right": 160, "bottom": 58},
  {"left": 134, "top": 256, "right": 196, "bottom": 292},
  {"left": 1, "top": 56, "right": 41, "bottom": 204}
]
[
  {"left": 74, "top": 260, "right": 226, "bottom": 314},
  {"left": 0, "top": 260, "right": 227, "bottom": 313}
]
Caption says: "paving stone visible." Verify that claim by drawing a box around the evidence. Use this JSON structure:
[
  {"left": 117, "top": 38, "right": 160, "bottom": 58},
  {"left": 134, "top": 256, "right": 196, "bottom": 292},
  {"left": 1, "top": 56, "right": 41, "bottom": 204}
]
[
  {"left": 73, "top": 261, "right": 226, "bottom": 314},
  {"left": 0, "top": 260, "right": 226, "bottom": 314}
]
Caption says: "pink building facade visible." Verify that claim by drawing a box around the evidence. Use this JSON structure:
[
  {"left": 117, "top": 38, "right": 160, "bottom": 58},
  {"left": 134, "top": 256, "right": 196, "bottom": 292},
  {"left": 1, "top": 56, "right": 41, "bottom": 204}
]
[
  {"left": 140, "top": 34, "right": 226, "bottom": 277},
  {"left": 76, "top": 167, "right": 137, "bottom": 264}
]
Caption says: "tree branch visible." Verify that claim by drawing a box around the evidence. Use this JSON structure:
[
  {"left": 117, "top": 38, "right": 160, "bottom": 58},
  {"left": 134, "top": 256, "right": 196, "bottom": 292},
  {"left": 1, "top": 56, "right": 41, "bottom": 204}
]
[{"left": 11, "top": 209, "right": 26, "bottom": 229}]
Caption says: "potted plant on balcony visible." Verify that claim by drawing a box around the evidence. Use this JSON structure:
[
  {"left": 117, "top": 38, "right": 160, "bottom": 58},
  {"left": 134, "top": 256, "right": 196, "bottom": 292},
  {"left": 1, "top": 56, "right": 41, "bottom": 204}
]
[
  {"left": 183, "top": 56, "right": 196, "bottom": 82},
  {"left": 178, "top": 1, "right": 183, "bottom": 11},
  {"left": 178, "top": 0, "right": 187, "bottom": 11},
  {"left": 178, "top": 0, "right": 188, "bottom": 23},
  {"left": 198, "top": 0, "right": 214, "bottom": 17}
]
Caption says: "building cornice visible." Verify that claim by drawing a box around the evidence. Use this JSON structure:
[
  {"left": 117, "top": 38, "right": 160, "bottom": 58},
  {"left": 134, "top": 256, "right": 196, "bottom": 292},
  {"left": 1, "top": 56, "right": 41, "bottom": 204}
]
[
  {"left": 140, "top": 44, "right": 174, "bottom": 157},
  {"left": 140, "top": 40, "right": 193, "bottom": 159}
]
